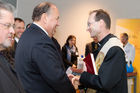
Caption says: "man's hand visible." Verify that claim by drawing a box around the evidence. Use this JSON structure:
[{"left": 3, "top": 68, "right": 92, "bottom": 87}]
[
  {"left": 68, "top": 74, "right": 75, "bottom": 82},
  {"left": 72, "top": 64, "right": 77, "bottom": 68},
  {"left": 72, "top": 76, "right": 80, "bottom": 89},
  {"left": 68, "top": 74, "right": 80, "bottom": 89}
]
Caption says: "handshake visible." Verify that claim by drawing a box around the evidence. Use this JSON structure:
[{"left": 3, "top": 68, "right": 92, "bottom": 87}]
[{"left": 68, "top": 74, "right": 81, "bottom": 90}]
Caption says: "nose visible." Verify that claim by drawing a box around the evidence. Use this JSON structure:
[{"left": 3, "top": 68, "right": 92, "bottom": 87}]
[
  {"left": 86, "top": 28, "right": 90, "bottom": 32},
  {"left": 86, "top": 25, "right": 90, "bottom": 32},
  {"left": 9, "top": 26, "right": 15, "bottom": 34},
  {"left": 56, "top": 20, "right": 60, "bottom": 26}
]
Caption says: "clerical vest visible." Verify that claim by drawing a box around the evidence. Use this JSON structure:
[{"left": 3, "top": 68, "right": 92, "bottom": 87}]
[{"left": 87, "top": 37, "right": 124, "bottom": 93}]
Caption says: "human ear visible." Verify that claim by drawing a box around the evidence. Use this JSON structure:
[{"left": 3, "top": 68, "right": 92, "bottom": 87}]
[{"left": 42, "top": 13, "right": 48, "bottom": 24}]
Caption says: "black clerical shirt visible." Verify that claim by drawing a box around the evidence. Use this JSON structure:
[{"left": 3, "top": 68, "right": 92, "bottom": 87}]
[{"left": 94, "top": 34, "right": 116, "bottom": 60}]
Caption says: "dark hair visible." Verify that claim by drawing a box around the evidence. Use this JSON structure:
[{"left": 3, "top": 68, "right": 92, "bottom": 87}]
[
  {"left": 26, "top": 23, "right": 32, "bottom": 28},
  {"left": 14, "top": 17, "right": 25, "bottom": 23},
  {"left": 32, "top": 2, "right": 52, "bottom": 21},
  {"left": 0, "top": 1, "right": 15, "bottom": 17},
  {"left": 65, "top": 35, "right": 76, "bottom": 46},
  {"left": 121, "top": 33, "right": 129, "bottom": 40},
  {"left": 90, "top": 9, "right": 111, "bottom": 29}
]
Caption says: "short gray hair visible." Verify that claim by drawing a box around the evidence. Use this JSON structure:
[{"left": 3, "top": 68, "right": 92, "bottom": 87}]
[{"left": 0, "top": 1, "right": 15, "bottom": 17}]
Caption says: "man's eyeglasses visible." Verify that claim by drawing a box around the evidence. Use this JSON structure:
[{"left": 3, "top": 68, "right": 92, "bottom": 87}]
[{"left": 0, "top": 23, "right": 15, "bottom": 29}]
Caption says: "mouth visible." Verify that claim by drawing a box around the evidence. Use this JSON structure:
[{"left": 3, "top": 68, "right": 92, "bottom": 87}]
[
  {"left": 8, "top": 34, "right": 14, "bottom": 41},
  {"left": 8, "top": 37, "right": 13, "bottom": 41}
]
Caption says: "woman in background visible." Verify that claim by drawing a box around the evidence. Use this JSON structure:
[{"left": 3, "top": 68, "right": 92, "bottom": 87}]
[{"left": 62, "top": 35, "right": 79, "bottom": 70}]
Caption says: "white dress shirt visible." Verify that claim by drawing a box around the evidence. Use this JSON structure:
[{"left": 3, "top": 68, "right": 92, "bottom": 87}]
[
  {"left": 124, "top": 42, "right": 135, "bottom": 64},
  {"left": 15, "top": 37, "right": 19, "bottom": 43},
  {"left": 33, "top": 22, "right": 48, "bottom": 35}
]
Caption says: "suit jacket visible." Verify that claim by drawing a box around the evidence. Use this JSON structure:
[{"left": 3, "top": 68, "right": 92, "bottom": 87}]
[
  {"left": 52, "top": 37, "right": 62, "bottom": 56},
  {"left": 15, "top": 24, "right": 76, "bottom": 93},
  {"left": 0, "top": 53, "right": 25, "bottom": 93}
]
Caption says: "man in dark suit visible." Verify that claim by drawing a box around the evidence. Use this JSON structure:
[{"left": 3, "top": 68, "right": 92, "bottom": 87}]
[
  {"left": 0, "top": 1, "right": 25, "bottom": 93},
  {"left": 15, "top": 2, "right": 76, "bottom": 93}
]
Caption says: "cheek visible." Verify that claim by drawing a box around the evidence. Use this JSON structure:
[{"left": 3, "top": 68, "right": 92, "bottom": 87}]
[
  {"left": 0, "top": 34, "right": 6, "bottom": 42},
  {"left": 90, "top": 26, "right": 95, "bottom": 34},
  {"left": 69, "top": 41, "right": 73, "bottom": 45},
  {"left": 68, "top": 41, "right": 71, "bottom": 44},
  {"left": 90, "top": 26, "right": 94, "bottom": 32},
  {"left": 49, "top": 22, "right": 55, "bottom": 29}
]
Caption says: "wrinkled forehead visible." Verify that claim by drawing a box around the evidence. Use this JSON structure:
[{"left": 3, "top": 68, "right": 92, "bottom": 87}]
[
  {"left": 0, "top": 9, "right": 14, "bottom": 24},
  {"left": 0, "top": 9, "right": 13, "bottom": 18}
]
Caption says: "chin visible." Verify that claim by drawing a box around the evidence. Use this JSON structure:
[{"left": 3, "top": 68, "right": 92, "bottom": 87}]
[
  {"left": 3, "top": 41, "right": 12, "bottom": 48},
  {"left": 91, "top": 35, "right": 95, "bottom": 38}
]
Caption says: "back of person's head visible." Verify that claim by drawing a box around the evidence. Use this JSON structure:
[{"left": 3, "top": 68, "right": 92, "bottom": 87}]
[
  {"left": 32, "top": 2, "right": 52, "bottom": 21},
  {"left": 26, "top": 23, "right": 32, "bottom": 29},
  {"left": 65, "top": 35, "right": 76, "bottom": 46},
  {"left": 0, "top": 1, "right": 15, "bottom": 16},
  {"left": 14, "top": 17, "right": 25, "bottom": 24},
  {"left": 90, "top": 9, "right": 111, "bottom": 30}
]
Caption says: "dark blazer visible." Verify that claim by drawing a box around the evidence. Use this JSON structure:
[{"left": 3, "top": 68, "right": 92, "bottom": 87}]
[
  {"left": 15, "top": 24, "right": 76, "bottom": 93},
  {"left": 52, "top": 37, "right": 62, "bottom": 56},
  {"left": 0, "top": 53, "right": 25, "bottom": 93},
  {"left": 62, "top": 45, "right": 78, "bottom": 69}
]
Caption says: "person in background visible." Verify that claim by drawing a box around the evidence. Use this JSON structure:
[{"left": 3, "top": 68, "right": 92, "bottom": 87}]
[
  {"left": 15, "top": 2, "right": 76, "bottom": 93},
  {"left": 70, "top": 9, "right": 127, "bottom": 93},
  {"left": 120, "top": 33, "right": 135, "bottom": 64},
  {"left": 120, "top": 32, "right": 135, "bottom": 93},
  {"left": 12, "top": 17, "right": 25, "bottom": 58},
  {"left": 85, "top": 36, "right": 99, "bottom": 57},
  {"left": 0, "top": 1, "right": 25, "bottom": 93},
  {"left": 62, "top": 35, "right": 79, "bottom": 70}
]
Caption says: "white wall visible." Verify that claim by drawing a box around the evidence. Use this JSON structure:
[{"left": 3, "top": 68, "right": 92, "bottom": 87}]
[
  {"left": 17, "top": 0, "right": 45, "bottom": 25},
  {"left": 17, "top": 0, "right": 140, "bottom": 56}
]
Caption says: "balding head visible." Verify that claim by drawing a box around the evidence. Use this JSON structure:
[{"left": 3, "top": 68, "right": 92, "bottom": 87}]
[
  {"left": 32, "top": 2, "right": 53, "bottom": 21},
  {"left": 32, "top": 2, "right": 59, "bottom": 38}
]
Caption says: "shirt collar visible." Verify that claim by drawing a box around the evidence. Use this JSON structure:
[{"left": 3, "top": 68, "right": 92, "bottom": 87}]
[
  {"left": 33, "top": 22, "right": 48, "bottom": 35},
  {"left": 98, "top": 34, "right": 116, "bottom": 48},
  {"left": 15, "top": 37, "right": 19, "bottom": 43}
]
